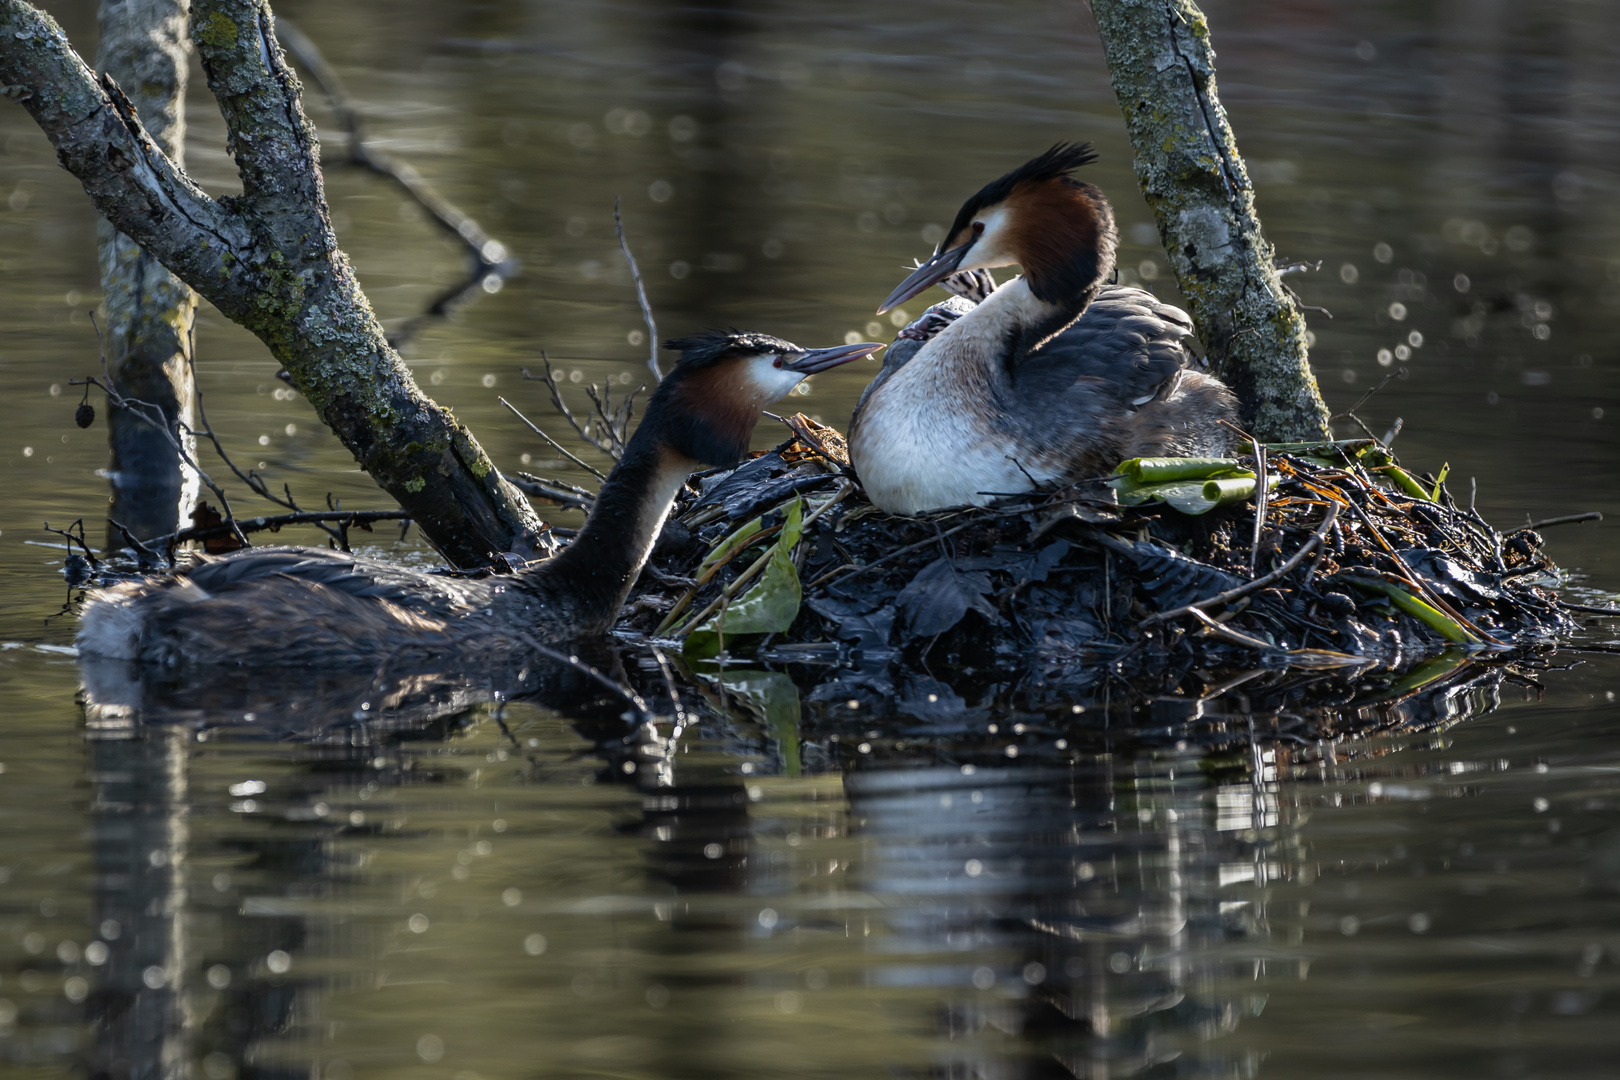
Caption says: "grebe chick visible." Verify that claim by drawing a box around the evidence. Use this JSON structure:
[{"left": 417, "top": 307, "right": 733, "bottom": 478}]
[
  {"left": 78, "top": 332, "right": 883, "bottom": 668},
  {"left": 848, "top": 144, "right": 1236, "bottom": 516}
]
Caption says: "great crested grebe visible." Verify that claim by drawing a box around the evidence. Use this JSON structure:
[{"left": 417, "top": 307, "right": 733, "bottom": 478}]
[
  {"left": 848, "top": 144, "right": 1236, "bottom": 516},
  {"left": 78, "top": 332, "right": 882, "bottom": 668}
]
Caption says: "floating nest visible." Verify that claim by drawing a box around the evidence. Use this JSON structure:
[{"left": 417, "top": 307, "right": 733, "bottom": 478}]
[{"left": 608, "top": 416, "right": 1570, "bottom": 691}]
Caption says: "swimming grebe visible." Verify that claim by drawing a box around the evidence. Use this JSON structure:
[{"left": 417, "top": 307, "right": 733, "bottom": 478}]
[
  {"left": 77, "top": 332, "right": 883, "bottom": 668},
  {"left": 848, "top": 144, "right": 1236, "bottom": 516}
]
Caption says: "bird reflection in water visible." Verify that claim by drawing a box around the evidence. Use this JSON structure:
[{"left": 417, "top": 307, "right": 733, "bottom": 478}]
[{"left": 71, "top": 648, "right": 1510, "bottom": 1078}]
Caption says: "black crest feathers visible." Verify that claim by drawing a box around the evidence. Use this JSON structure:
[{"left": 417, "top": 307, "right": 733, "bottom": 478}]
[
  {"left": 942, "top": 142, "right": 1100, "bottom": 250},
  {"left": 662, "top": 330, "right": 799, "bottom": 370}
]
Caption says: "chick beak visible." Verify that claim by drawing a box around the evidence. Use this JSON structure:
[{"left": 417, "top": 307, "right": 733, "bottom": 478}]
[
  {"left": 785, "top": 341, "right": 884, "bottom": 374},
  {"left": 876, "top": 242, "right": 971, "bottom": 314}
]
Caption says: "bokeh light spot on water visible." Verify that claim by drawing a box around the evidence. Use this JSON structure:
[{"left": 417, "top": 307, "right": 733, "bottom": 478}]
[
  {"left": 408, "top": 914, "right": 430, "bottom": 933},
  {"left": 416, "top": 1034, "right": 444, "bottom": 1063},
  {"left": 523, "top": 933, "right": 547, "bottom": 956}
]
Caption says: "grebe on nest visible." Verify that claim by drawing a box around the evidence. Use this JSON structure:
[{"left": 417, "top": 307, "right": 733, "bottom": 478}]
[
  {"left": 848, "top": 144, "right": 1236, "bottom": 516},
  {"left": 78, "top": 332, "right": 882, "bottom": 668}
]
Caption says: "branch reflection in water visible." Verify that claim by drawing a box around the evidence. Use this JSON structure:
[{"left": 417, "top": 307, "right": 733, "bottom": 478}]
[{"left": 69, "top": 645, "right": 1511, "bottom": 1078}]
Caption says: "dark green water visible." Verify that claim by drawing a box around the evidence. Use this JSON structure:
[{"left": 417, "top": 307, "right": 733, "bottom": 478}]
[{"left": 1, "top": 1, "right": 1618, "bottom": 1076}]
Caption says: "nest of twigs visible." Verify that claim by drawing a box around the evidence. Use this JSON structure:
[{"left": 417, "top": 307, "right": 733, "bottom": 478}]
[{"left": 570, "top": 415, "right": 1568, "bottom": 688}]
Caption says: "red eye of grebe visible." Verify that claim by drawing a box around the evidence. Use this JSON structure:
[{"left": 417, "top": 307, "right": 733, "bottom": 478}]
[
  {"left": 772, "top": 357, "right": 784, "bottom": 368},
  {"left": 972, "top": 221, "right": 985, "bottom": 235}
]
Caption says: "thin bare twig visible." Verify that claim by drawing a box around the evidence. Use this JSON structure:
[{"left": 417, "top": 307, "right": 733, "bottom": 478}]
[
  {"left": 510, "top": 474, "right": 596, "bottom": 513},
  {"left": 521, "top": 353, "right": 621, "bottom": 459},
  {"left": 80, "top": 315, "right": 251, "bottom": 554},
  {"left": 1526, "top": 511, "right": 1602, "bottom": 530},
  {"left": 498, "top": 396, "right": 608, "bottom": 482},
  {"left": 157, "top": 509, "right": 409, "bottom": 548},
  {"left": 614, "top": 197, "right": 661, "bottom": 382},
  {"left": 1185, "top": 607, "right": 1278, "bottom": 652},
  {"left": 583, "top": 381, "right": 630, "bottom": 457},
  {"left": 180, "top": 331, "right": 345, "bottom": 546},
  {"left": 1330, "top": 369, "right": 1405, "bottom": 424},
  {"left": 108, "top": 518, "right": 164, "bottom": 566},
  {"left": 43, "top": 519, "right": 99, "bottom": 570},
  {"left": 1248, "top": 436, "right": 1267, "bottom": 577},
  {"left": 1142, "top": 503, "right": 1340, "bottom": 627}
]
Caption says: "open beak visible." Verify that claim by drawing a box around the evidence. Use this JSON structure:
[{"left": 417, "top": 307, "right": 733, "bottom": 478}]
[
  {"left": 785, "top": 341, "right": 884, "bottom": 375},
  {"left": 876, "top": 242, "right": 971, "bottom": 314}
]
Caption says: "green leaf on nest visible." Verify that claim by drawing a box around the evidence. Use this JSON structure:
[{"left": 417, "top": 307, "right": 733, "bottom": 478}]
[
  {"left": 685, "top": 497, "right": 804, "bottom": 658},
  {"left": 1109, "top": 457, "right": 1278, "bottom": 516}
]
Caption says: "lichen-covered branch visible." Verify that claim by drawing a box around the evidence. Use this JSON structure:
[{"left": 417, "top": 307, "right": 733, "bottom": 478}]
[
  {"left": 1091, "top": 0, "right": 1332, "bottom": 442},
  {"left": 97, "top": 0, "right": 200, "bottom": 546},
  {"left": 0, "top": 0, "right": 550, "bottom": 568}
]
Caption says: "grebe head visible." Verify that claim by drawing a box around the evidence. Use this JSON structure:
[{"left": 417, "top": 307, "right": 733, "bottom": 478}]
[
  {"left": 877, "top": 143, "right": 1117, "bottom": 313},
  {"left": 651, "top": 331, "right": 882, "bottom": 465}
]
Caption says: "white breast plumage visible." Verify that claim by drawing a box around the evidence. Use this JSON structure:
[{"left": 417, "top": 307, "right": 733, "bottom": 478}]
[{"left": 850, "top": 280, "right": 1064, "bottom": 515}]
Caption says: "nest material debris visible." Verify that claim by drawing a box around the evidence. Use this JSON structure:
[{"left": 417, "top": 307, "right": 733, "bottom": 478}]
[{"left": 580, "top": 416, "right": 1568, "bottom": 679}]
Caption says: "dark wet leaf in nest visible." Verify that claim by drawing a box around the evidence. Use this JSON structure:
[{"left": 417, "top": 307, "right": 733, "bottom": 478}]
[
  {"left": 1102, "top": 536, "right": 1245, "bottom": 612},
  {"left": 1398, "top": 549, "right": 1504, "bottom": 605},
  {"left": 721, "top": 472, "right": 837, "bottom": 524},
  {"left": 689, "top": 452, "right": 836, "bottom": 523},
  {"left": 806, "top": 595, "right": 895, "bottom": 653},
  {"left": 896, "top": 557, "right": 1000, "bottom": 638},
  {"left": 959, "top": 540, "right": 1070, "bottom": 585}
]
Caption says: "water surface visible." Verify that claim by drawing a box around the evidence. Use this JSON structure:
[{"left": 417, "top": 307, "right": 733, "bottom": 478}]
[{"left": 1, "top": 1, "right": 1618, "bottom": 1076}]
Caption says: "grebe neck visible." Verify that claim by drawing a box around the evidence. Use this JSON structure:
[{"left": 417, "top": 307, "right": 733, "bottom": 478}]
[{"left": 522, "top": 426, "right": 694, "bottom": 635}]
